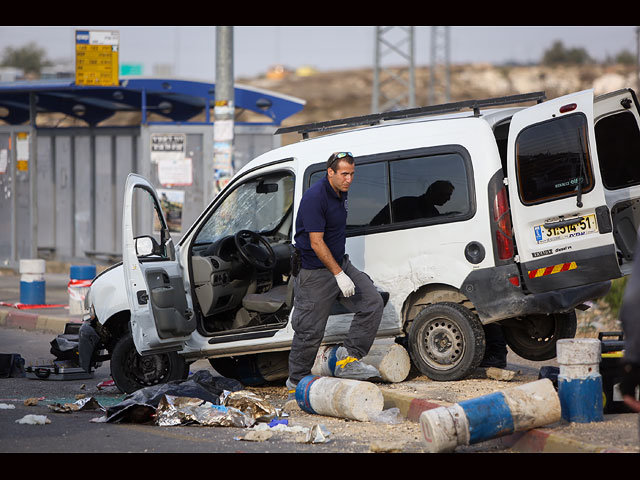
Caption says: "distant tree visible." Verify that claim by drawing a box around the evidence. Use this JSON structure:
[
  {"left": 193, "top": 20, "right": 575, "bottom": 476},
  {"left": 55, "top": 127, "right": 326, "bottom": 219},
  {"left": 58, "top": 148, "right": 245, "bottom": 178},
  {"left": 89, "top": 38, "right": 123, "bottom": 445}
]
[
  {"left": 542, "top": 40, "right": 593, "bottom": 66},
  {"left": 614, "top": 49, "right": 636, "bottom": 66},
  {"left": 1, "top": 42, "right": 51, "bottom": 76}
]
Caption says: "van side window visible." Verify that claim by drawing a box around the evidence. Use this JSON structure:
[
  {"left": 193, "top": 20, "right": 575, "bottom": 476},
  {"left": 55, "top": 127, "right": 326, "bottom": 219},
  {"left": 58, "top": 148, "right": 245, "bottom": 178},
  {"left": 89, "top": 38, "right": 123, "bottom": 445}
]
[
  {"left": 595, "top": 110, "right": 640, "bottom": 189},
  {"left": 307, "top": 148, "right": 473, "bottom": 235},
  {"left": 516, "top": 113, "right": 594, "bottom": 205},
  {"left": 309, "top": 163, "right": 390, "bottom": 229},
  {"left": 371, "top": 153, "right": 470, "bottom": 225}
]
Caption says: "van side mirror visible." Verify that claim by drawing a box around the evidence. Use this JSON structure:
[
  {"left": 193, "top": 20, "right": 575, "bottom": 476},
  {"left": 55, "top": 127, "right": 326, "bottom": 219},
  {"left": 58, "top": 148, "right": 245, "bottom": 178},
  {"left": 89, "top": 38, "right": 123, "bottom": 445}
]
[{"left": 135, "top": 235, "right": 162, "bottom": 256}]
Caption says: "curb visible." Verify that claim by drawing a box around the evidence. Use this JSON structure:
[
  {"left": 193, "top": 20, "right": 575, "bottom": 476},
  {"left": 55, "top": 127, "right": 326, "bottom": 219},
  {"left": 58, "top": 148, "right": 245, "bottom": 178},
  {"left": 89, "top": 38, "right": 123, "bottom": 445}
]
[
  {"left": 0, "top": 307, "right": 78, "bottom": 335},
  {"left": 380, "top": 388, "right": 625, "bottom": 453}
]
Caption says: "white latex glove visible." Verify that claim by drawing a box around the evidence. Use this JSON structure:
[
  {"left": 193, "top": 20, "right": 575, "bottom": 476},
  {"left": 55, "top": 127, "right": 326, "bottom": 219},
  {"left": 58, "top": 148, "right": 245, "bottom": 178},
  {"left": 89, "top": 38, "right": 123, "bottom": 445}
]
[{"left": 335, "top": 271, "right": 355, "bottom": 297}]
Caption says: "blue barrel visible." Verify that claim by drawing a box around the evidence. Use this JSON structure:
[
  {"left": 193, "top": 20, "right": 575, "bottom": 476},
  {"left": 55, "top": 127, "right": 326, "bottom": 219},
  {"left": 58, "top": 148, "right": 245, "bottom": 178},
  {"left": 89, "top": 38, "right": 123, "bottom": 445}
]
[
  {"left": 420, "top": 379, "right": 561, "bottom": 452},
  {"left": 69, "top": 265, "right": 96, "bottom": 281},
  {"left": 556, "top": 338, "right": 604, "bottom": 423},
  {"left": 19, "top": 259, "right": 45, "bottom": 305}
]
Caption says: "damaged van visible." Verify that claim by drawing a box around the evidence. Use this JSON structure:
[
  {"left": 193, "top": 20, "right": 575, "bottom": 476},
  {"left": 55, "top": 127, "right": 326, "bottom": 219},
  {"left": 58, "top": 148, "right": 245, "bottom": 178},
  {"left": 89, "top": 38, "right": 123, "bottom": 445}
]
[{"left": 82, "top": 88, "right": 640, "bottom": 393}]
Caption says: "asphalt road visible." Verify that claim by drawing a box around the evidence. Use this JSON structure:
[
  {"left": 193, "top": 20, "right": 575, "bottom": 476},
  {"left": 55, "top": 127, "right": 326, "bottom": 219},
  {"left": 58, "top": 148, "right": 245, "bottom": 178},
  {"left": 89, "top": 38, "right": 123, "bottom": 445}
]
[{"left": 0, "top": 327, "right": 361, "bottom": 453}]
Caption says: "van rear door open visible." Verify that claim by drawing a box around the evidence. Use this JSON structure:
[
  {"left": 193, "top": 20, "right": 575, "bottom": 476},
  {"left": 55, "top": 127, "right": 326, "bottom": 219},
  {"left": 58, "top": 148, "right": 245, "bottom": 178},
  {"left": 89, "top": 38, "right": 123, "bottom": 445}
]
[
  {"left": 594, "top": 88, "right": 640, "bottom": 275},
  {"left": 506, "top": 89, "right": 621, "bottom": 294}
]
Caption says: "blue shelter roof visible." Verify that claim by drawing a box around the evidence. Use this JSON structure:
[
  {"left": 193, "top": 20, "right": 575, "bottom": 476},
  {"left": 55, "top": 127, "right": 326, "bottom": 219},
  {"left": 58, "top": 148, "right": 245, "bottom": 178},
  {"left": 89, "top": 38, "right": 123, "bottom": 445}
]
[{"left": 0, "top": 77, "right": 306, "bottom": 126}]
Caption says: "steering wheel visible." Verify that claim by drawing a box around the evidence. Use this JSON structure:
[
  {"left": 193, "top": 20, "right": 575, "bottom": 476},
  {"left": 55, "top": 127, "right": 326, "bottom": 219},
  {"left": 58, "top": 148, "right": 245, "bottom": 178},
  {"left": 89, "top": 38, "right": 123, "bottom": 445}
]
[{"left": 234, "top": 230, "right": 276, "bottom": 270}]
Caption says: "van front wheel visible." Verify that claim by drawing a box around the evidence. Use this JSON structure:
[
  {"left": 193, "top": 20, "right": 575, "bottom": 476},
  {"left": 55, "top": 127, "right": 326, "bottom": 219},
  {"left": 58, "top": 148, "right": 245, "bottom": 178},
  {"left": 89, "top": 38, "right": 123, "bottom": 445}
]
[
  {"left": 406, "top": 302, "right": 485, "bottom": 381},
  {"left": 110, "top": 332, "right": 189, "bottom": 394}
]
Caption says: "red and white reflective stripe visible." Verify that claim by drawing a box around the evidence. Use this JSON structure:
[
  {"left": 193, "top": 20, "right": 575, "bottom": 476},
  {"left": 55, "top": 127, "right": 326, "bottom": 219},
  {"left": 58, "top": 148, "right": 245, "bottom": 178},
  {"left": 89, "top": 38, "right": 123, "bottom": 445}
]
[
  {"left": 68, "top": 279, "right": 92, "bottom": 301},
  {"left": 528, "top": 261, "right": 577, "bottom": 279}
]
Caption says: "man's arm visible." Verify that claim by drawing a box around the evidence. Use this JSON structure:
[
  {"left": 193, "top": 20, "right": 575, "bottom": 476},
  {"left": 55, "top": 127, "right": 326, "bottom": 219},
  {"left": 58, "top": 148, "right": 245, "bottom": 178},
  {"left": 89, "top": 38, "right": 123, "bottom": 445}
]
[
  {"left": 309, "top": 231, "right": 355, "bottom": 297},
  {"left": 309, "top": 231, "right": 341, "bottom": 275}
]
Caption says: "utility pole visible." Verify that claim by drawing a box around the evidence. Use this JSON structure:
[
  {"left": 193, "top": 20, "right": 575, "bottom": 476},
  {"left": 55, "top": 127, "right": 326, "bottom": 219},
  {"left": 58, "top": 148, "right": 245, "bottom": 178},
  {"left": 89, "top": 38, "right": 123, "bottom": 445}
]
[
  {"left": 213, "top": 26, "right": 235, "bottom": 197},
  {"left": 636, "top": 26, "right": 640, "bottom": 93},
  {"left": 372, "top": 26, "right": 416, "bottom": 113},
  {"left": 429, "top": 26, "right": 451, "bottom": 105}
]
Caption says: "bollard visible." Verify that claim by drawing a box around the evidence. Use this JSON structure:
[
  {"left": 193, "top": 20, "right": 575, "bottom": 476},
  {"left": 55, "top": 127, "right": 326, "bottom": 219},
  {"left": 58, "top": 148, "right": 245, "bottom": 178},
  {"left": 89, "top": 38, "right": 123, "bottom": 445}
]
[
  {"left": 68, "top": 265, "right": 96, "bottom": 315},
  {"left": 295, "top": 375, "right": 384, "bottom": 422},
  {"left": 556, "top": 338, "right": 604, "bottom": 423},
  {"left": 311, "top": 343, "right": 411, "bottom": 383},
  {"left": 419, "top": 379, "right": 561, "bottom": 452},
  {"left": 19, "top": 259, "right": 46, "bottom": 305}
]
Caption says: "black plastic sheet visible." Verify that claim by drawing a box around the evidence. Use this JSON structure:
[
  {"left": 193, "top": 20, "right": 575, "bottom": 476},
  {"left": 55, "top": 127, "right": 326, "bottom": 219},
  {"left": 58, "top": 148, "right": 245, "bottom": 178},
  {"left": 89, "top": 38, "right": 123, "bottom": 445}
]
[{"left": 104, "top": 370, "right": 244, "bottom": 423}]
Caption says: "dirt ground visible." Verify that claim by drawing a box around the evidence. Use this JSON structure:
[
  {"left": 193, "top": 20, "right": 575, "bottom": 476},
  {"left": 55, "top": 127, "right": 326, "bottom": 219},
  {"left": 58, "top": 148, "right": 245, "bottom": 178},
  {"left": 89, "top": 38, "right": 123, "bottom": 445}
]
[{"left": 236, "top": 302, "right": 639, "bottom": 453}]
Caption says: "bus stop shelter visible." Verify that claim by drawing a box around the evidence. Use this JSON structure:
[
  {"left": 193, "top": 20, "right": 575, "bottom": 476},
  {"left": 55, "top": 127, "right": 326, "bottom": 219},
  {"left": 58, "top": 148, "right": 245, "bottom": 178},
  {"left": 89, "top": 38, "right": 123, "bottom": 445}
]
[{"left": 0, "top": 78, "right": 305, "bottom": 267}]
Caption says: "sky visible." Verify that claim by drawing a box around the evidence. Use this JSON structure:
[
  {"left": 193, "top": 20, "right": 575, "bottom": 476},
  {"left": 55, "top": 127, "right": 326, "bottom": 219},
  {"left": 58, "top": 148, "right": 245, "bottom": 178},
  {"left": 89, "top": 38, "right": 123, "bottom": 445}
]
[{"left": 0, "top": 26, "right": 636, "bottom": 81}]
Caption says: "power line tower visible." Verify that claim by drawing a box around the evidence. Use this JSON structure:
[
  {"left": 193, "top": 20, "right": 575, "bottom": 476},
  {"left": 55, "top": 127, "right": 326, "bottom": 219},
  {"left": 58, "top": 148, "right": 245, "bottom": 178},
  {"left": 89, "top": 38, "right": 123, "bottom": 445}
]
[
  {"left": 372, "top": 26, "right": 416, "bottom": 113},
  {"left": 429, "top": 26, "right": 451, "bottom": 105}
]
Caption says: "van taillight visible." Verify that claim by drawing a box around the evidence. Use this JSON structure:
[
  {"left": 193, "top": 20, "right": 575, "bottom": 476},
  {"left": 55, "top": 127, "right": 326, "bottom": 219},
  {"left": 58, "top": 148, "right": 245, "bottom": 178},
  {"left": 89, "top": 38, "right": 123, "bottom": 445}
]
[{"left": 493, "top": 186, "right": 514, "bottom": 260}]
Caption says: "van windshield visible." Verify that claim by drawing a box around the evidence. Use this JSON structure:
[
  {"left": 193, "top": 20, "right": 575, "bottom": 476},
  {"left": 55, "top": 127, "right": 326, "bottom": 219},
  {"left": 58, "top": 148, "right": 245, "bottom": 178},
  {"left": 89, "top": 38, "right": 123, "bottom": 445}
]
[
  {"left": 194, "top": 172, "right": 294, "bottom": 244},
  {"left": 516, "top": 113, "right": 594, "bottom": 205}
]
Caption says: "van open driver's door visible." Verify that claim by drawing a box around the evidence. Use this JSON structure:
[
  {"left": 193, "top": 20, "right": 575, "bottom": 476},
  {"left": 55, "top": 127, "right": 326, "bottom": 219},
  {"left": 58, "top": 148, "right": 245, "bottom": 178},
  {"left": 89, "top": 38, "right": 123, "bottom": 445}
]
[
  {"left": 506, "top": 89, "right": 621, "bottom": 294},
  {"left": 122, "top": 173, "right": 195, "bottom": 355}
]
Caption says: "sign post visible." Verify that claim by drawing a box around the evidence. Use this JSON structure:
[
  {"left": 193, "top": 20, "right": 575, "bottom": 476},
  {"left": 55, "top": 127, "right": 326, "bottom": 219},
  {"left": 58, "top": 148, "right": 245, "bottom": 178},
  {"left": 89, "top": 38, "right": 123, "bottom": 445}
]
[{"left": 75, "top": 30, "right": 120, "bottom": 86}]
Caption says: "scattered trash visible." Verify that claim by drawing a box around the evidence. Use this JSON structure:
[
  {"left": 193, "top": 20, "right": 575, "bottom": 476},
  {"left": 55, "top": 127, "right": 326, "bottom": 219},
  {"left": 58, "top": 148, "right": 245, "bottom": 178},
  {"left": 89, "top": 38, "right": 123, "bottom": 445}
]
[
  {"left": 223, "top": 390, "right": 277, "bottom": 424},
  {"left": 155, "top": 395, "right": 250, "bottom": 427},
  {"left": 23, "top": 397, "right": 43, "bottom": 406},
  {"left": 420, "top": 379, "right": 561, "bottom": 453},
  {"left": 101, "top": 370, "right": 243, "bottom": 424},
  {"left": 303, "top": 424, "right": 331, "bottom": 444},
  {"left": 252, "top": 422, "right": 308, "bottom": 434},
  {"left": 97, "top": 379, "right": 116, "bottom": 390},
  {"left": 0, "top": 403, "right": 16, "bottom": 409},
  {"left": 48, "top": 397, "right": 104, "bottom": 414},
  {"left": 369, "top": 407, "right": 403, "bottom": 424},
  {"left": 239, "top": 430, "right": 273, "bottom": 442},
  {"left": 15, "top": 414, "right": 50, "bottom": 425}
]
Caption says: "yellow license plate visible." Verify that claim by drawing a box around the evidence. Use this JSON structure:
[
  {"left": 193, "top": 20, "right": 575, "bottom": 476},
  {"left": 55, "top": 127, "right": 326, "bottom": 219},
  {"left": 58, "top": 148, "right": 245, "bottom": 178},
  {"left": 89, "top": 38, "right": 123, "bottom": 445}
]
[{"left": 534, "top": 214, "right": 598, "bottom": 244}]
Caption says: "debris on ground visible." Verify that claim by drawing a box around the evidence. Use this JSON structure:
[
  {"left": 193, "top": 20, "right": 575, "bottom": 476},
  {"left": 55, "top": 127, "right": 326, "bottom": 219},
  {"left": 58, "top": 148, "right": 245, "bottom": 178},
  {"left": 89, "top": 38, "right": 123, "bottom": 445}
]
[
  {"left": 48, "top": 396, "right": 104, "bottom": 414},
  {"left": 15, "top": 414, "right": 50, "bottom": 425}
]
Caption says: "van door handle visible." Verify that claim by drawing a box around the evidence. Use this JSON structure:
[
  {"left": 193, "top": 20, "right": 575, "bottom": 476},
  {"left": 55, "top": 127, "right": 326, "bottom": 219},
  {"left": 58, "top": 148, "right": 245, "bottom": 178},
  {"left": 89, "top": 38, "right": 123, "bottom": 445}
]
[{"left": 543, "top": 217, "right": 582, "bottom": 229}]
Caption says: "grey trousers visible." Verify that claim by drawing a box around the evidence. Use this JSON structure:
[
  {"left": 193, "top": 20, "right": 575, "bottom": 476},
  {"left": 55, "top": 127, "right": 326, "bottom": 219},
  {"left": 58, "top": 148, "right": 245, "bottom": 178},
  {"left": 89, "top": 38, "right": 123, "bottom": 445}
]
[{"left": 287, "top": 256, "right": 384, "bottom": 384}]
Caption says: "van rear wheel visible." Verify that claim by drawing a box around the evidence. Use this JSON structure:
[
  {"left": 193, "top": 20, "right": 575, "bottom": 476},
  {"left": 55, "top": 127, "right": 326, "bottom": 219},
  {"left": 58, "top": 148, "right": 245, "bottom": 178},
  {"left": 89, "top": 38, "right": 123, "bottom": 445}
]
[
  {"left": 406, "top": 302, "right": 485, "bottom": 381},
  {"left": 502, "top": 310, "right": 577, "bottom": 361}
]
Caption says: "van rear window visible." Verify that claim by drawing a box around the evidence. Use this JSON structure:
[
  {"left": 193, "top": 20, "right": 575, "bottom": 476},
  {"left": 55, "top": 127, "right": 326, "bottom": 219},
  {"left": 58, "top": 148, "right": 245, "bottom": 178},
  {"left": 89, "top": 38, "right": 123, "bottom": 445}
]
[
  {"left": 516, "top": 114, "right": 593, "bottom": 205},
  {"left": 595, "top": 110, "right": 640, "bottom": 190}
]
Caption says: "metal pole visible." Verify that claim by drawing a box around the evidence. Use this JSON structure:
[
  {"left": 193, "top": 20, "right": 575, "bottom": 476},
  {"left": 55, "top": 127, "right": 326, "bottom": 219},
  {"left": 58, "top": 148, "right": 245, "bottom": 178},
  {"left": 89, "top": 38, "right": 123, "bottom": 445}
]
[
  {"left": 636, "top": 26, "right": 640, "bottom": 94},
  {"left": 28, "top": 93, "right": 37, "bottom": 259},
  {"left": 372, "top": 27, "right": 380, "bottom": 113},
  {"left": 213, "top": 26, "right": 235, "bottom": 199}
]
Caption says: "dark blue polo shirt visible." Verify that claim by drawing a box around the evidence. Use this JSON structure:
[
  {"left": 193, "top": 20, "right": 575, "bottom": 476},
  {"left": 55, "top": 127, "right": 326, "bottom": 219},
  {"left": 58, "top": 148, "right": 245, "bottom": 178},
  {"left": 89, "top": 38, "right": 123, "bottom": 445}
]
[{"left": 294, "top": 175, "right": 348, "bottom": 269}]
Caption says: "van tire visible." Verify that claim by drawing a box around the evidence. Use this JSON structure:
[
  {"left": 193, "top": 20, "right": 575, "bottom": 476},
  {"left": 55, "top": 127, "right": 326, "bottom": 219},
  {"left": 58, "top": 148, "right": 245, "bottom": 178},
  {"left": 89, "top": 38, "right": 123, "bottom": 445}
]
[
  {"left": 110, "top": 332, "right": 189, "bottom": 394},
  {"left": 502, "top": 310, "right": 577, "bottom": 361},
  {"left": 406, "top": 302, "right": 485, "bottom": 381}
]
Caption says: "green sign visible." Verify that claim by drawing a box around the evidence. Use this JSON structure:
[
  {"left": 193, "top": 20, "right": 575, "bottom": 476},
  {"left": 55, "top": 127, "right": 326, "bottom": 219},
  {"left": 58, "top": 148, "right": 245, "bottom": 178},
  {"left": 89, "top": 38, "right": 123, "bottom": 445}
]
[{"left": 120, "top": 64, "right": 143, "bottom": 76}]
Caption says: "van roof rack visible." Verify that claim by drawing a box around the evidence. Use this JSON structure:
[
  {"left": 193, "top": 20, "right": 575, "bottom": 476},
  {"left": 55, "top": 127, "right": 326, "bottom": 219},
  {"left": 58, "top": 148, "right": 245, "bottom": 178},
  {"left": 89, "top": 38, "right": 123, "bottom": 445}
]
[{"left": 275, "top": 91, "right": 546, "bottom": 139}]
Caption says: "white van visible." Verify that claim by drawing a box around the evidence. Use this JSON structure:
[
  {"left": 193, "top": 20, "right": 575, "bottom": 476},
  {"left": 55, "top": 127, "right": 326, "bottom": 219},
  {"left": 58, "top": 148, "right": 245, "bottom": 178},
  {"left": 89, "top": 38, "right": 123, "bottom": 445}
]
[{"left": 82, "top": 88, "right": 640, "bottom": 393}]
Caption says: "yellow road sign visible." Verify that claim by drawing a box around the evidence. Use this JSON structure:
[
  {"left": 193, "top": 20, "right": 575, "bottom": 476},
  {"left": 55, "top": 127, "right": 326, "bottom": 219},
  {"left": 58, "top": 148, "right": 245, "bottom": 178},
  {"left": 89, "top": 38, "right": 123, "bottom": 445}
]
[{"left": 75, "top": 30, "right": 119, "bottom": 87}]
